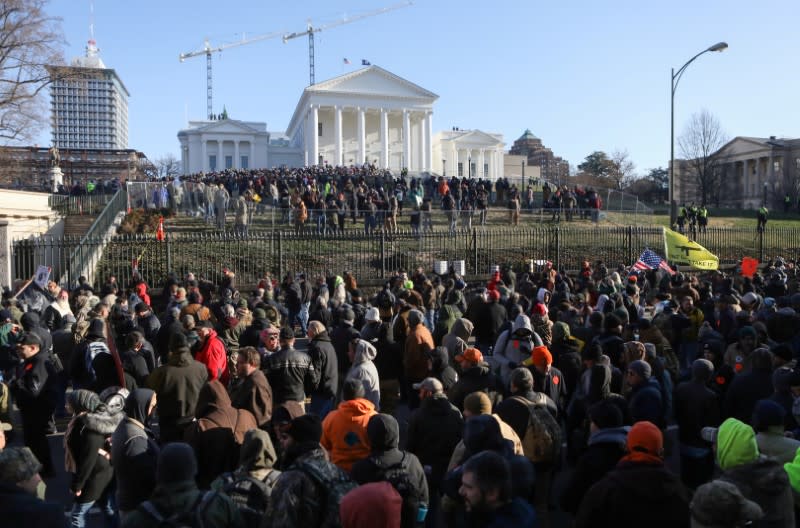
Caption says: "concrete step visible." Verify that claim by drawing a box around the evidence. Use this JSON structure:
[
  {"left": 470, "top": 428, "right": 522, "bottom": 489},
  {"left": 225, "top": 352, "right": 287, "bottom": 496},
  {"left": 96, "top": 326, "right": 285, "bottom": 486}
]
[{"left": 62, "top": 215, "right": 96, "bottom": 237}]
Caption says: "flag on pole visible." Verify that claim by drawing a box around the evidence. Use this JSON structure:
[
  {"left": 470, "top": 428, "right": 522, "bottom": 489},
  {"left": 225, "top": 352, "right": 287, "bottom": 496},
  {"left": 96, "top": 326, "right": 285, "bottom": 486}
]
[
  {"left": 156, "top": 216, "right": 165, "bottom": 242},
  {"left": 361, "top": 59, "right": 371, "bottom": 65},
  {"left": 633, "top": 249, "right": 675, "bottom": 275},
  {"left": 343, "top": 58, "right": 351, "bottom": 64},
  {"left": 663, "top": 228, "right": 719, "bottom": 270}
]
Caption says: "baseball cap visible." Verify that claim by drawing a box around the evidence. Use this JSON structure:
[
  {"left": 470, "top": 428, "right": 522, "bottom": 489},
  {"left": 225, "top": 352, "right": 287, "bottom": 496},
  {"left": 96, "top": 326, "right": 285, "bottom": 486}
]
[
  {"left": 455, "top": 348, "right": 483, "bottom": 365},
  {"left": 0, "top": 419, "right": 11, "bottom": 431},
  {"left": 0, "top": 309, "right": 12, "bottom": 322},
  {"left": 364, "top": 307, "right": 381, "bottom": 323},
  {"left": 279, "top": 326, "right": 295, "bottom": 340},
  {"left": 412, "top": 377, "right": 444, "bottom": 393},
  {"left": 18, "top": 333, "right": 42, "bottom": 347}
]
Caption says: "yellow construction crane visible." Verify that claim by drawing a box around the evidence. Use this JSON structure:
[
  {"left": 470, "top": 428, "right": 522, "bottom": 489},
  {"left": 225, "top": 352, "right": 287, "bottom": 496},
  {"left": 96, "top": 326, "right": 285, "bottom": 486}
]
[
  {"left": 283, "top": 1, "right": 412, "bottom": 86},
  {"left": 179, "top": 30, "right": 285, "bottom": 120}
]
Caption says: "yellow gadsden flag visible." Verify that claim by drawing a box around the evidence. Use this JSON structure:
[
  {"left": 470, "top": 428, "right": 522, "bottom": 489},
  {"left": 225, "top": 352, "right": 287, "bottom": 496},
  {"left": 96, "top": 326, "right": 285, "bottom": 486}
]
[{"left": 663, "top": 228, "right": 719, "bottom": 270}]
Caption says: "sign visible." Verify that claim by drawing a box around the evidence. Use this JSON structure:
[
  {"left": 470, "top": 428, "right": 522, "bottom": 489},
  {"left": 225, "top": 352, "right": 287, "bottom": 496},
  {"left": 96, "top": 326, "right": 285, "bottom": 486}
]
[
  {"left": 741, "top": 257, "right": 759, "bottom": 278},
  {"left": 34, "top": 265, "right": 51, "bottom": 290}
]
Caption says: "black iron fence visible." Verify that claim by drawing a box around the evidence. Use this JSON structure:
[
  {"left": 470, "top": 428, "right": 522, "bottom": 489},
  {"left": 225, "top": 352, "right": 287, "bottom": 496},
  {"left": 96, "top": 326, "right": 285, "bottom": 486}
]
[{"left": 11, "top": 226, "right": 800, "bottom": 289}]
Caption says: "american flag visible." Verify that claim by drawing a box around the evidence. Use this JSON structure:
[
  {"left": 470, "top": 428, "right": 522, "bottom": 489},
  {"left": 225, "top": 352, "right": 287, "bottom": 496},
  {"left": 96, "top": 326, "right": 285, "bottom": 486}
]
[{"left": 633, "top": 249, "right": 675, "bottom": 275}]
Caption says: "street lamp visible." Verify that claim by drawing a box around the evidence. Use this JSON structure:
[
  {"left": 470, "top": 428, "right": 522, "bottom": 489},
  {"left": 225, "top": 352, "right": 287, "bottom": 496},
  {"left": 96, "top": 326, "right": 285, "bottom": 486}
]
[
  {"left": 468, "top": 156, "right": 472, "bottom": 179},
  {"left": 442, "top": 159, "right": 446, "bottom": 177},
  {"left": 670, "top": 41, "right": 728, "bottom": 227},
  {"left": 763, "top": 181, "right": 768, "bottom": 207},
  {"left": 522, "top": 160, "right": 526, "bottom": 191}
]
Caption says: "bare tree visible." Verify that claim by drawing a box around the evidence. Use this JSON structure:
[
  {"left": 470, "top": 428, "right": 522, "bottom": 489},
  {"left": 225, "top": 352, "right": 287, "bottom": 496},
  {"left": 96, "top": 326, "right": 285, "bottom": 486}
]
[
  {"left": 609, "top": 149, "right": 636, "bottom": 190},
  {"left": 0, "top": 0, "right": 65, "bottom": 143},
  {"left": 155, "top": 153, "right": 181, "bottom": 178},
  {"left": 678, "top": 109, "right": 728, "bottom": 206}
]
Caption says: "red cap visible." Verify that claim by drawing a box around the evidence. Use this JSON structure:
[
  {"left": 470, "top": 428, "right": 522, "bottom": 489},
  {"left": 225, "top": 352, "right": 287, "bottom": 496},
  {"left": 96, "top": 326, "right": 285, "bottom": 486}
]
[
  {"left": 456, "top": 347, "right": 483, "bottom": 364},
  {"left": 531, "top": 346, "right": 552, "bottom": 367}
]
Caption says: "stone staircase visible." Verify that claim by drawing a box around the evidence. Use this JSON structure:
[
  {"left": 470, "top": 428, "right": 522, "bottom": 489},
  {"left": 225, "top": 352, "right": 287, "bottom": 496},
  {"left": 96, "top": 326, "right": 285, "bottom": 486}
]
[{"left": 63, "top": 215, "right": 97, "bottom": 237}]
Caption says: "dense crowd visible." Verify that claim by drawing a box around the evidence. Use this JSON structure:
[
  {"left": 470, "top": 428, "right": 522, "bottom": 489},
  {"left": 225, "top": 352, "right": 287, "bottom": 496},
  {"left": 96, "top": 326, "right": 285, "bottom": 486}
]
[
  {"left": 129, "top": 165, "right": 604, "bottom": 234},
  {"left": 2, "top": 256, "right": 800, "bottom": 527}
]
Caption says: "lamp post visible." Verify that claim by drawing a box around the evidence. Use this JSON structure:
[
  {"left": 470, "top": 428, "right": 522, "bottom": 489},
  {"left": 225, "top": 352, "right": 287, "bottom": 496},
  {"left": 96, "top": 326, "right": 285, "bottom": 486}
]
[
  {"left": 522, "top": 160, "right": 526, "bottom": 191},
  {"left": 763, "top": 181, "right": 768, "bottom": 207},
  {"left": 670, "top": 41, "right": 728, "bottom": 227},
  {"left": 442, "top": 159, "right": 446, "bottom": 177},
  {"left": 468, "top": 156, "right": 472, "bottom": 179}
]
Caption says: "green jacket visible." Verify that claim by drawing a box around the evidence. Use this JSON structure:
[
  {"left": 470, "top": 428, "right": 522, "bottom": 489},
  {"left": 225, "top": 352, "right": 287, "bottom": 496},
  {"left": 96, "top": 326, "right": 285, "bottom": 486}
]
[{"left": 122, "top": 480, "right": 243, "bottom": 528}]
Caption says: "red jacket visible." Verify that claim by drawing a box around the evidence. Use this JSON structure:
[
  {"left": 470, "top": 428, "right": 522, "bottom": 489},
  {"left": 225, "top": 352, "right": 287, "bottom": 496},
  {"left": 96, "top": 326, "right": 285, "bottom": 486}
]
[{"left": 195, "top": 329, "right": 229, "bottom": 385}]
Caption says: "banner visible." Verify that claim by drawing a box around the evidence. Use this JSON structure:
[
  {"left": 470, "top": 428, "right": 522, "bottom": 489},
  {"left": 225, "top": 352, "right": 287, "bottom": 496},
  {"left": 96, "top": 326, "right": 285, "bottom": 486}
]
[{"left": 663, "top": 228, "right": 719, "bottom": 270}]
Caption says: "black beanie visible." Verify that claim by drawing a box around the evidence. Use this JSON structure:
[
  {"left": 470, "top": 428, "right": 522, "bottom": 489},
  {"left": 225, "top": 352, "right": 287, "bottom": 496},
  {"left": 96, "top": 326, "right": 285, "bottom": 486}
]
[
  {"left": 288, "top": 414, "right": 322, "bottom": 444},
  {"left": 582, "top": 343, "right": 603, "bottom": 363},
  {"left": 157, "top": 443, "right": 198, "bottom": 484}
]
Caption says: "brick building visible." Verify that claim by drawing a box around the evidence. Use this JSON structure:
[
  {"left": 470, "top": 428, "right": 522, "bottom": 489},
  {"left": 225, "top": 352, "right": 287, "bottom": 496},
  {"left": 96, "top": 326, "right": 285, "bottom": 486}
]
[{"left": 509, "top": 129, "right": 569, "bottom": 184}]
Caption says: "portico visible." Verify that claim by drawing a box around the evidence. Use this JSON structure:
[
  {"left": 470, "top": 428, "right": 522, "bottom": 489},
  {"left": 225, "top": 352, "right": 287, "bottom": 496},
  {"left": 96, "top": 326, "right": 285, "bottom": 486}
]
[
  {"left": 286, "top": 66, "right": 438, "bottom": 171},
  {"left": 433, "top": 129, "right": 505, "bottom": 180}
]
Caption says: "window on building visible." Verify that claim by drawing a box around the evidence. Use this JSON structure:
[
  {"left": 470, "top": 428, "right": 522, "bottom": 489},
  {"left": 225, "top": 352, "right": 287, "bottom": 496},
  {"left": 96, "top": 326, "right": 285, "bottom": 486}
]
[
  {"left": 458, "top": 162, "right": 463, "bottom": 177},
  {"left": 484, "top": 163, "right": 489, "bottom": 177},
  {"left": 471, "top": 162, "right": 476, "bottom": 177},
  {"left": 209, "top": 155, "right": 217, "bottom": 170},
  {"left": 318, "top": 123, "right": 323, "bottom": 137},
  {"left": 241, "top": 155, "right": 248, "bottom": 169},
  {"left": 225, "top": 156, "right": 233, "bottom": 169},
  {"left": 774, "top": 160, "right": 781, "bottom": 174}
]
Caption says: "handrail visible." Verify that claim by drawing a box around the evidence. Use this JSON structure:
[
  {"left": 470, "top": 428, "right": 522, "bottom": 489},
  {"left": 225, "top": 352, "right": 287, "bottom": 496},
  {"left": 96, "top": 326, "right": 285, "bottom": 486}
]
[{"left": 63, "top": 187, "right": 127, "bottom": 287}]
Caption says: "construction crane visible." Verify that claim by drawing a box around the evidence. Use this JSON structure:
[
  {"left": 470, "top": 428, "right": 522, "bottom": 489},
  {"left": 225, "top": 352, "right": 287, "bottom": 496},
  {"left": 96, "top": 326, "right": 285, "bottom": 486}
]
[
  {"left": 282, "top": 1, "right": 412, "bottom": 86},
  {"left": 179, "top": 30, "right": 285, "bottom": 120}
]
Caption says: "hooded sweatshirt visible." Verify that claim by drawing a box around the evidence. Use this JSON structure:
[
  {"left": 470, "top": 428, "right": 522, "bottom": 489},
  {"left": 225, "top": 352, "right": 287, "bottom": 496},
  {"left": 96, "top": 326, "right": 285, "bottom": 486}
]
[
  {"left": 321, "top": 398, "right": 377, "bottom": 472},
  {"left": 442, "top": 318, "right": 473, "bottom": 362},
  {"left": 494, "top": 314, "right": 542, "bottom": 386},
  {"left": 717, "top": 417, "right": 796, "bottom": 528},
  {"left": 185, "top": 380, "right": 258, "bottom": 488},
  {"left": 347, "top": 340, "right": 381, "bottom": 408},
  {"left": 111, "top": 388, "right": 159, "bottom": 511},
  {"left": 66, "top": 401, "right": 124, "bottom": 502}
]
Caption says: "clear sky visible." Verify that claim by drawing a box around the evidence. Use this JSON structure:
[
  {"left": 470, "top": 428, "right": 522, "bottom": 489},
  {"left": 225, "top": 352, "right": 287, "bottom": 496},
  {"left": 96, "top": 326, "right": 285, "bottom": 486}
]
[{"left": 39, "top": 0, "right": 800, "bottom": 177}]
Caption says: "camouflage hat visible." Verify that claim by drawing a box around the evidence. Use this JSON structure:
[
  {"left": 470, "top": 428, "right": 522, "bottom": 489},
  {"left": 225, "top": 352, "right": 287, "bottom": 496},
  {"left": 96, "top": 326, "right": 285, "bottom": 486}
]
[
  {"left": 691, "top": 480, "right": 762, "bottom": 527},
  {"left": 0, "top": 447, "right": 41, "bottom": 483}
]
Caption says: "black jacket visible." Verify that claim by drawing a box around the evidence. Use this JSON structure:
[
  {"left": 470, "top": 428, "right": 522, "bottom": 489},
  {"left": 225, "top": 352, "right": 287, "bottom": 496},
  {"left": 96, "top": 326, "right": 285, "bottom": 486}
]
[
  {"left": 447, "top": 363, "right": 499, "bottom": 412},
  {"left": 723, "top": 367, "right": 774, "bottom": 424},
  {"left": 371, "top": 322, "right": 404, "bottom": 381},
  {"left": 11, "top": 350, "right": 57, "bottom": 414},
  {"left": 263, "top": 346, "right": 318, "bottom": 404},
  {"left": 307, "top": 333, "right": 338, "bottom": 399},
  {"left": 628, "top": 377, "right": 665, "bottom": 428},
  {"left": 351, "top": 414, "right": 429, "bottom": 528},
  {"left": 575, "top": 461, "right": 690, "bottom": 528},
  {"left": 429, "top": 346, "right": 459, "bottom": 392},
  {"left": 67, "top": 408, "right": 123, "bottom": 502},
  {"left": 110, "top": 389, "right": 159, "bottom": 512},
  {"left": 136, "top": 313, "right": 161, "bottom": 345},
  {"left": 560, "top": 426, "right": 627, "bottom": 514},
  {"left": 0, "top": 483, "right": 67, "bottom": 528},
  {"left": 239, "top": 318, "right": 269, "bottom": 349},
  {"left": 330, "top": 323, "right": 361, "bottom": 375},
  {"left": 674, "top": 380, "right": 720, "bottom": 447},
  {"left": 406, "top": 394, "right": 463, "bottom": 489},
  {"left": 472, "top": 301, "right": 507, "bottom": 346}
]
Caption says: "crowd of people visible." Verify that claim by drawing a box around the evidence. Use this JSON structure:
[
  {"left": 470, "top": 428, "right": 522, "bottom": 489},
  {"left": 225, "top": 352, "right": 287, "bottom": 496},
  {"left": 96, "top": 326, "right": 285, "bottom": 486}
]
[
  {"left": 1, "top": 255, "right": 800, "bottom": 526},
  {"left": 126, "top": 164, "right": 605, "bottom": 235}
]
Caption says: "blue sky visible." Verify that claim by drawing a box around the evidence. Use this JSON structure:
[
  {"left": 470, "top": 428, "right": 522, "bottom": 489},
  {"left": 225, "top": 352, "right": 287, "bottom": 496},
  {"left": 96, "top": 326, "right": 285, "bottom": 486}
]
[{"left": 40, "top": 0, "right": 800, "bottom": 176}]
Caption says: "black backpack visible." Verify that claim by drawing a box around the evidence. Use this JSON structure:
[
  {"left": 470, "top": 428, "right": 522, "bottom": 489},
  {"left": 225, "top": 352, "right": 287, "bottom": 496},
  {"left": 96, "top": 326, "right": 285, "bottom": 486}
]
[
  {"left": 369, "top": 452, "right": 425, "bottom": 528},
  {"left": 138, "top": 490, "right": 216, "bottom": 528},
  {"left": 218, "top": 470, "right": 281, "bottom": 526},
  {"left": 297, "top": 461, "right": 357, "bottom": 528}
]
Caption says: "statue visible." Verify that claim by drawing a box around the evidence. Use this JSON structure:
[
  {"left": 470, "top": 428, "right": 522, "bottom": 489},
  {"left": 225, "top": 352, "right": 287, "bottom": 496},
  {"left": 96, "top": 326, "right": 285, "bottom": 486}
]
[{"left": 48, "top": 145, "right": 60, "bottom": 168}]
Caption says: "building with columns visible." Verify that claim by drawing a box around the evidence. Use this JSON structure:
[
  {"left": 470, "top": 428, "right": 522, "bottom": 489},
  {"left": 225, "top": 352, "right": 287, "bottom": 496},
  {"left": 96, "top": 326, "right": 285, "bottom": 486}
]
[
  {"left": 178, "top": 117, "right": 270, "bottom": 173},
  {"left": 674, "top": 136, "right": 800, "bottom": 209},
  {"left": 432, "top": 129, "right": 505, "bottom": 180},
  {"left": 285, "top": 65, "right": 438, "bottom": 171}
]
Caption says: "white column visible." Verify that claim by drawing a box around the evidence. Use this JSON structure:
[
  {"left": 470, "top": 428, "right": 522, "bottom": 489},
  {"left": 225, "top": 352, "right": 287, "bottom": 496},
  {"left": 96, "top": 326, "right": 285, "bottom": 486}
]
[
  {"left": 403, "top": 109, "right": 411, "bottom": 171},
  {"left": 311, "top": 104, "right": 319, "bottom": 166},
  {"left": 217, "top": 140, "right": 223, "bottom": 170},
  {"left": 234, "top": 141, "right": 240, "bottom": 169},
  {"left": 479, "top": 149, "right": 485, "bottom": 179},
  {"left": 380, "top": 108, "right": 389, "bottom": 169},
  {"left": 303, "top": 113, "right": 310, "bottom": 166},
  {"left": 497, "top": 148, "right": 504, "bottom": 180},
  {"left": 357, "top": 107, "right": 366, "bottom": 165},
  {"left": 334, "top": 105, "right": 343, "bottom": 166},
  {"left": 423, "top": 111, "right": 433, "bottom": 171},
  {"left": 201, "top": 140, "right": 207, "bottom": 172},
  {"left": 452, "top": 144, "right": 458, "bottom": 177}
]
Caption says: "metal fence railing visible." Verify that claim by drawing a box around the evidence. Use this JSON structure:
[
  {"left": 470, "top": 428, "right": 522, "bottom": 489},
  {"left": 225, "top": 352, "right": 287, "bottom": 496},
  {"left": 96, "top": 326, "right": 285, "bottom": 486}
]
[
  {"left": 12, "top": 225, "right": 800, "bottom": 289},
  {"left": 48, "top": 192, "right": 118, "bottom": 216}
]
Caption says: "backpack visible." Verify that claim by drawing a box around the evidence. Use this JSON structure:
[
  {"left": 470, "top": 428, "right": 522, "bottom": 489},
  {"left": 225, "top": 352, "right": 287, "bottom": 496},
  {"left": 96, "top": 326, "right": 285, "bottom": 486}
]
[
  {"left": 510, "top": 395, "right": 561, "bottom": 467},
  {"left": 219, "top": 470, "right": 281, "bottom": 526},
  {"left": 139, "top": 490, "right": 216, "bottom": 528},
  {"left": 369, "top": 453, "right": 425, "bottom": 528},
  {"left": 297, "top": 461, "right": 357, "bottom": 528}
]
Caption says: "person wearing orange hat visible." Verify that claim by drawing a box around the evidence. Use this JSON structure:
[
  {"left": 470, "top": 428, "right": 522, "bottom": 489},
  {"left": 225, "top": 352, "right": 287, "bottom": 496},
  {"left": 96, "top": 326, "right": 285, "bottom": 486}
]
[
  {"left": 447, "top": 348, "right": 500, "bottom": 412},
  {"left": 574, "top": 421, "right": 690, "bottom": 528},
  {"left": 524, "top": 345, "right": 568, "bottom": 416}
]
